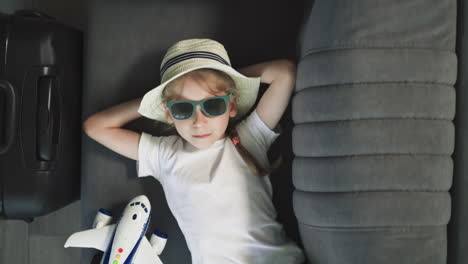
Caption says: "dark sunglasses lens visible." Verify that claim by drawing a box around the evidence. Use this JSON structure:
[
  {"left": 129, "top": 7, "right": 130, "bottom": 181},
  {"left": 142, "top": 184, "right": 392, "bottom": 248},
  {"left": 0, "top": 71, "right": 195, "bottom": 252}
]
[
  {"left": 171, "top": 102, "right": 193, "bottom": 120},
  {"left": 204, "top": 98, "right": 226, "bottom": 116}
]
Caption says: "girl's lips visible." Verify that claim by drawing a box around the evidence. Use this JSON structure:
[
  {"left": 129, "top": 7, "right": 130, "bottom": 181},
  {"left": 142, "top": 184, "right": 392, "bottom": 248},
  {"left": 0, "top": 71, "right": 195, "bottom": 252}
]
[{"left": 193, "top": 133, "right": 211, "bottom": 138}]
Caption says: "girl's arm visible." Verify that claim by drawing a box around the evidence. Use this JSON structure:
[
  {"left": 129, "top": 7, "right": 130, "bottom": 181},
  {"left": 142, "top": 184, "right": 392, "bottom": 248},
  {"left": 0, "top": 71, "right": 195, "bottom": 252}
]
[
  {"left": 83, "top": 98, "right": 142, "bottom": 160},
  {"left": 236, "top": 59, "right": 296, "bottom": 130}
]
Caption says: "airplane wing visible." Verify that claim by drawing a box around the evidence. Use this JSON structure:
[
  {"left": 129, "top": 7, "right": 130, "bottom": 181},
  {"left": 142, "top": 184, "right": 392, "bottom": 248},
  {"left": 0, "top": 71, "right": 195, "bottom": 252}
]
[
  {"left": 64, "top": 224, "right": 116, "bottom": 251},
  {"left": 133, "top": 236, "right": 163, "bottom": 264}
]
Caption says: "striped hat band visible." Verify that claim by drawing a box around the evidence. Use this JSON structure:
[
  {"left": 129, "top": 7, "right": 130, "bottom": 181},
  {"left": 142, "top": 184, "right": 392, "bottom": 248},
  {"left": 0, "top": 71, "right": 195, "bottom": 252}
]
[{"left": 160, "top": 51, "right": 231, "bottom": 79}]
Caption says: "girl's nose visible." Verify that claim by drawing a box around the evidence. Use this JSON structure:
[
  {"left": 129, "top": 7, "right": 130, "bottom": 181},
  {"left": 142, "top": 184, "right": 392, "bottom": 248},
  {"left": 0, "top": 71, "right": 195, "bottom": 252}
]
[{"left": 192, "top": 105, "right": 207, "bottom": 125}]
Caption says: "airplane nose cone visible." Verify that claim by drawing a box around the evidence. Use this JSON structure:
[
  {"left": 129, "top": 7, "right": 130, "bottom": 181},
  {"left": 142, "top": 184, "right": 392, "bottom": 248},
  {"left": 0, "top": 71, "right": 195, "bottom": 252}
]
[
  {"left": 133, "top": 195, "right": 148, "bottom": 202},
  {"left": 129, "top": 195, "right": 151, "bottom": 211}
]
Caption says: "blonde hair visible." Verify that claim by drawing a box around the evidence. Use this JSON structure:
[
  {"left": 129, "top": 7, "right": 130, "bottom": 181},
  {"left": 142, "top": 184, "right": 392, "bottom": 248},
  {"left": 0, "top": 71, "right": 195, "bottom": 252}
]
[{"left": 161, "top": 68, "right": 281, "bottom": 177}]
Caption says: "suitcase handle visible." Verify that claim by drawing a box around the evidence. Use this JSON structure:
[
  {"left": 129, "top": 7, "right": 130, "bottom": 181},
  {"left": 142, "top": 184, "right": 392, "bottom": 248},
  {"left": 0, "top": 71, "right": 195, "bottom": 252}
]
[
  {"left": 0, "top": 80, "right": 17, "bottom": 155},
  {"left": 36, "top": 76, "right": 59, "bottom": 161},
  {"left": 21, "top": 66, "right": 60, "bottom": 170}
]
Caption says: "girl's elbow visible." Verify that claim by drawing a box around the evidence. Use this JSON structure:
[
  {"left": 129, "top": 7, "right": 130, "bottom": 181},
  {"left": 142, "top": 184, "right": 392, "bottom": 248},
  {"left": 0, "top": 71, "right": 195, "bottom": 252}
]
[
  {"left": 278, "top": 59, "right": 297, "bottom": 78},
  {"left": 83, "top": 115, "right": 100, "bottom": 137}
]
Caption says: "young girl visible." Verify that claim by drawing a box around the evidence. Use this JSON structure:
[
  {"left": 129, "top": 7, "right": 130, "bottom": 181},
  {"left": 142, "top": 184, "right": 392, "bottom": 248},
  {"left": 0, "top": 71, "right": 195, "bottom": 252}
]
[{"left": 84, "top": 39, "right": 305, "bottom": 264}]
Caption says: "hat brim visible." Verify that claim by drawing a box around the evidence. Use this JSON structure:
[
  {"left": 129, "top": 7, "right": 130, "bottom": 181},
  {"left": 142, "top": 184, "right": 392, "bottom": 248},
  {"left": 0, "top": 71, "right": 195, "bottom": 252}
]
[{"left": 138, "top": 63, "right": 261, "bottom": 123}]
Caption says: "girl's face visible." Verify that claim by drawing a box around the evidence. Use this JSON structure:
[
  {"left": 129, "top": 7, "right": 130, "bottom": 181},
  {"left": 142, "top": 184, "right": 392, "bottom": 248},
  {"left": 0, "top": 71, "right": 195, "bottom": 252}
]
[{"left": 164, "top": 73, "right": 237, "bottom": 150}]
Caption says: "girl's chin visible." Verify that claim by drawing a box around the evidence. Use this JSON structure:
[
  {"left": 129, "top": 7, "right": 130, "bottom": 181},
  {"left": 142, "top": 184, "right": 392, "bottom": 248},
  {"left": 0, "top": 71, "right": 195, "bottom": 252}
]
[{"left": 188, "top": 139, "right": 214, "bottom": 149}]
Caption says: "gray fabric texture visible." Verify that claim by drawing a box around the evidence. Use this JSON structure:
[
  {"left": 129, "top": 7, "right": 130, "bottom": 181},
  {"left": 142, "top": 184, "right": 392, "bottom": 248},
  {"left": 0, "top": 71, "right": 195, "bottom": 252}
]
[
  {"left": 448, "top": 0, "right": 468, "bottom": 263},
  {"left": 296, "top": 49, "right": 457, "bottom": 89},
  {"left": 299, "top": 0, "right": 456, "bottom": 55},
  {"left": 293, "top": 84, "right": 455, "bottom": 123},
  {"left": 293, "top": 155, "right": 453, "bottom": 192},
  {"left": 293, "top": 120, "right": 454, "bottom": 156},
  {"left": 294, "top": 0, "right": 456, "bottom": 263},
  {"left": 294, "top": 191, "right": 451, "bottom": 227},
  {"left": 299, "top": 225, "right": 447, "bottom": 264}
]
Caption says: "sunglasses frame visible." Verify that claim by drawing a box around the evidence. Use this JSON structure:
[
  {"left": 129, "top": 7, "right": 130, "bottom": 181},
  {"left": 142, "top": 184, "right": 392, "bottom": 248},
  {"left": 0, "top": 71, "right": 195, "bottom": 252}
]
[{"left": 166, "top": 93, "right": 234, "bottom": 120}]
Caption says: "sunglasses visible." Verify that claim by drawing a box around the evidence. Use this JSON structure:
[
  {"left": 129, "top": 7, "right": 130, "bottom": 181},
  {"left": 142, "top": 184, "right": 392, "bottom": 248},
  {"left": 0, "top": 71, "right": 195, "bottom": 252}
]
[{"left": 166, "top": 93, "right": 233, "bottom": 120}]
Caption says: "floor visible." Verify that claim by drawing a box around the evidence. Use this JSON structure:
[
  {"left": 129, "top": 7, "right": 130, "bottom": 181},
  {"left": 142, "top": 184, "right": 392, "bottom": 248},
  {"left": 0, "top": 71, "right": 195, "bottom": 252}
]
[{"left": 0, "top": 200, "right": 82, "bottom": 264}]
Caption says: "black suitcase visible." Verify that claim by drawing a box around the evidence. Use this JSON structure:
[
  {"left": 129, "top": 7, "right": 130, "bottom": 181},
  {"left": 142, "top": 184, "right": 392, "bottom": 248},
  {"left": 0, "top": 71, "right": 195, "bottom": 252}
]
[{"left": 0, "top": 10, "right": 82, "bottom": 220}]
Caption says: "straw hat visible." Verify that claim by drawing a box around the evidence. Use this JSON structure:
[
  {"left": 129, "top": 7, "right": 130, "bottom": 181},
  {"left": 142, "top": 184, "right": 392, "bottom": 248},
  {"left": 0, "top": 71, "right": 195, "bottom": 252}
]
[{"left": 138, "top": 38, "right": 261, "bottom": 123}]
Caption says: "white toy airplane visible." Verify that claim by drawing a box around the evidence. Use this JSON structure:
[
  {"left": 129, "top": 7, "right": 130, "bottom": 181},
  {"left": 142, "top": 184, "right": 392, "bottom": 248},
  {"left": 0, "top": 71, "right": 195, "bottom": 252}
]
[{"left": 64, "top": 195, "right": 167, "bottom": 264}]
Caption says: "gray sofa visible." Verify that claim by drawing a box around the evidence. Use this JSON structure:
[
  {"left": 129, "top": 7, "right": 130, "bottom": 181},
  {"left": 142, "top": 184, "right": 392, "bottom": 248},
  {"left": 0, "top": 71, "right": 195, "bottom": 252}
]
[
  {"left": 294, "top": 0, "right": 456, "bottom": 263},
  {"left": 81, "top": 0, "right": 463, "bottom": 263}
]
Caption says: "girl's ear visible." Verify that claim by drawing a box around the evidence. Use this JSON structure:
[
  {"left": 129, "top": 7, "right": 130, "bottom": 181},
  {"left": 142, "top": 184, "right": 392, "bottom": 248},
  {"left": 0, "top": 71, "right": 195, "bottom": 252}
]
[
  {"left": 229, "top": 97, "right": 238, "bottom": 118},
  {"left": 164, "top": 105, "right": 174, "bottom": 124}
]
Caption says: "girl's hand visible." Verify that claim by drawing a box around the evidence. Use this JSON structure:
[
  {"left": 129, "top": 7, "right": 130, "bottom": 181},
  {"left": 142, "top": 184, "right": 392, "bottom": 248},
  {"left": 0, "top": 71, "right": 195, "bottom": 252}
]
[{"left": 237, "top": 59, "right": 296, "bottom": 130}]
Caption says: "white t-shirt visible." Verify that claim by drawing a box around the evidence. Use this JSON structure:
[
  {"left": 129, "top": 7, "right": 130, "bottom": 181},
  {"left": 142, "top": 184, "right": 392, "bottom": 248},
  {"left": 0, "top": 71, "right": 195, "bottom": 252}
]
[{"left": 137, "top": 109, "right": 305, "bottom": 264}]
